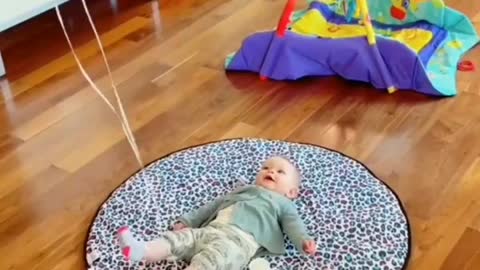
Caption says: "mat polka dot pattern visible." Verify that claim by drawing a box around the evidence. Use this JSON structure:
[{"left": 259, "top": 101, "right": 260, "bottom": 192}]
[{"left": 86, "top": 138, "right": 410, "bottom": 269}]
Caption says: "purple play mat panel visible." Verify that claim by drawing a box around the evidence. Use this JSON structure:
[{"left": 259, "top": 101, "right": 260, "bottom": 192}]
[
  {"left": 227, "top": 31, "right": 437, "bottom": 95},
  {"left": 86, "top": 138, "right": 410, "bottom": 270}
]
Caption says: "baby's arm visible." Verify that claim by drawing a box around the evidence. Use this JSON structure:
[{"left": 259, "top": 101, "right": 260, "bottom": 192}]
[
  {"left": 280, "top": 203, "right": 315, "bottom": 255},
  {"left": 177, "top": 197, "right": 224, "bottom": 228}
]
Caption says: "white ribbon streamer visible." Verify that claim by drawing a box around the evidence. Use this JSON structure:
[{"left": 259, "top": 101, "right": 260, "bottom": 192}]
[{"left": 56, "top": 2, "right": 143, "bottom": 168}]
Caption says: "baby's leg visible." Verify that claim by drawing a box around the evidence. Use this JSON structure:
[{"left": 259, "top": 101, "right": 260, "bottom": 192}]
[
  {"left": 187, "top": 230, "right": 257, "bottom": 270},
  {"left": 117, "top": 226, "right": 197, "bottom": 262}
]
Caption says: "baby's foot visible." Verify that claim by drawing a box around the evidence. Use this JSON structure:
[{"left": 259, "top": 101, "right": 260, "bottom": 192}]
[{"left": 117, "top": 226, "right": 146, "bottom": 261}]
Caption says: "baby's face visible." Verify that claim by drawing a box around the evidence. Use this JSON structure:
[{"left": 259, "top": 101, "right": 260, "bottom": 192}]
[{"left": 255, "top": 157, "right": 299, "bottom": 199}]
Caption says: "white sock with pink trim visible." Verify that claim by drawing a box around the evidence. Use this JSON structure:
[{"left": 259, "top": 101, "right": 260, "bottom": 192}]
[
  {"left": 118, "top": 226, "right": 172, "bottom": 262},
  {"left": 117, "top": 226, "right": 146, "bottom": 261}
]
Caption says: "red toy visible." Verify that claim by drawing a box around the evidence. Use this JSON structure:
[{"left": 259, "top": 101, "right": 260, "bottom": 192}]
[
  {"left": 390, "top": 5, "right": 407, "bottom": 21},
  {"left": 458, "top": 60, "right": 475, "bottom": 72},
  {"left": 276, "top": 0, "right": 298, "bottom": 37}
]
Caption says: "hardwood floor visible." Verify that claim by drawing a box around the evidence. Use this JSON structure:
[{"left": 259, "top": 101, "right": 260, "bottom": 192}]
[{"left": 0, "top": 0, "right": 479, "bottom": 269}]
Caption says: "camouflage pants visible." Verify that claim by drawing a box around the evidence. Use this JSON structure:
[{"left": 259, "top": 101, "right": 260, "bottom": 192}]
[{"left": 162, "top": 223, "right": 259, "bottom": 270}]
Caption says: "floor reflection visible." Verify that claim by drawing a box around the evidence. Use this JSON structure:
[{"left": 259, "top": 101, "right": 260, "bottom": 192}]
[
  {"left": 0, "top": 78, "right": 16, "bottom": 116},
  {"left": 322, "top": 122, "right": 356, "bottom": 149},
  {"left": 151, "top": 1, "right": 163, "bottom": 36}
]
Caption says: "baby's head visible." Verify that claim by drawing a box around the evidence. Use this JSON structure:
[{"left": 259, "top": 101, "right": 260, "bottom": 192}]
[{"left": 255, "top": 156, "right": 301, "bottom": 199}]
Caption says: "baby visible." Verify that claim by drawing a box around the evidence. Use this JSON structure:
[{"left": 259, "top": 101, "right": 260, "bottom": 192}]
[{"left": 117, "top": 156, "right": 316, "bottom": 270}]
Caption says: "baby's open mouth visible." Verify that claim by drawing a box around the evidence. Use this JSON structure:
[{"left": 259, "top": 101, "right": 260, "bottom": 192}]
[{"left": 264, "top": 175, "right": 275, "bottom": 182}]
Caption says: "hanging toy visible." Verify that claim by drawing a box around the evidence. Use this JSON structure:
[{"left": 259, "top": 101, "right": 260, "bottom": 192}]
[
  {"left": 339, "top": 0, "right": 357, "bottom": 22},
  {"left": 342, "top": 0, "right": 348, "bottom": 16},
  {"left": 345, "top": 0, "right": 357, "bottom": 22}
]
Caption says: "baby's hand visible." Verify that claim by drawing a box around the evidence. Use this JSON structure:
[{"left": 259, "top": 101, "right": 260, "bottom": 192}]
[
  {"left": 302, "top": 240, "right": 317, "bottom": 256},
  {"left": 173, "top": 222, "right": 188, "bottom": 231}
]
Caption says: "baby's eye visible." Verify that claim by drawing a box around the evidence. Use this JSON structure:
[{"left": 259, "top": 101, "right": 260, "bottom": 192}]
[
  {"left": 262, "top": 166, "right": 269, "bottom": 170},
  {"left": 278, "top": 169, "right": 285, "bottom": 174}
]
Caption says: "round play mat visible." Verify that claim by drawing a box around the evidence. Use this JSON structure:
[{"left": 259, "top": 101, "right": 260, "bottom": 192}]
[{"left": 86, "top": 138, "right": 410, "bottom": 270}]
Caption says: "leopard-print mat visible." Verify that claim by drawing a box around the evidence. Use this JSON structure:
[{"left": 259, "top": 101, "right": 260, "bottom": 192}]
[{"left": 86, "top": 138, "right": 410, "bottom": 270}]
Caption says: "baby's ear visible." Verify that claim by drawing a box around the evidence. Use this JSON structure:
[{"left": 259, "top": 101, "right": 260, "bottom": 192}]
[{"left": 287, "top": 187, "right": 299, "bottom": 199}]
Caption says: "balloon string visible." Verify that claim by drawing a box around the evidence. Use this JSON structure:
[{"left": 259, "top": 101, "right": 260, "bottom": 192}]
[
  {"left": 55, "top": 5, "right": 144, "bottom": 168},
  {"left": 79, "top": 0, "right": 143, "bottom": 166}
]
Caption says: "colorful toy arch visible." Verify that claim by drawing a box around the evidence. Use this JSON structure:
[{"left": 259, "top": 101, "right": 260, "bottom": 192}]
[{"left": 225, "top": 0, "right": 479, "bottom": 96}]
